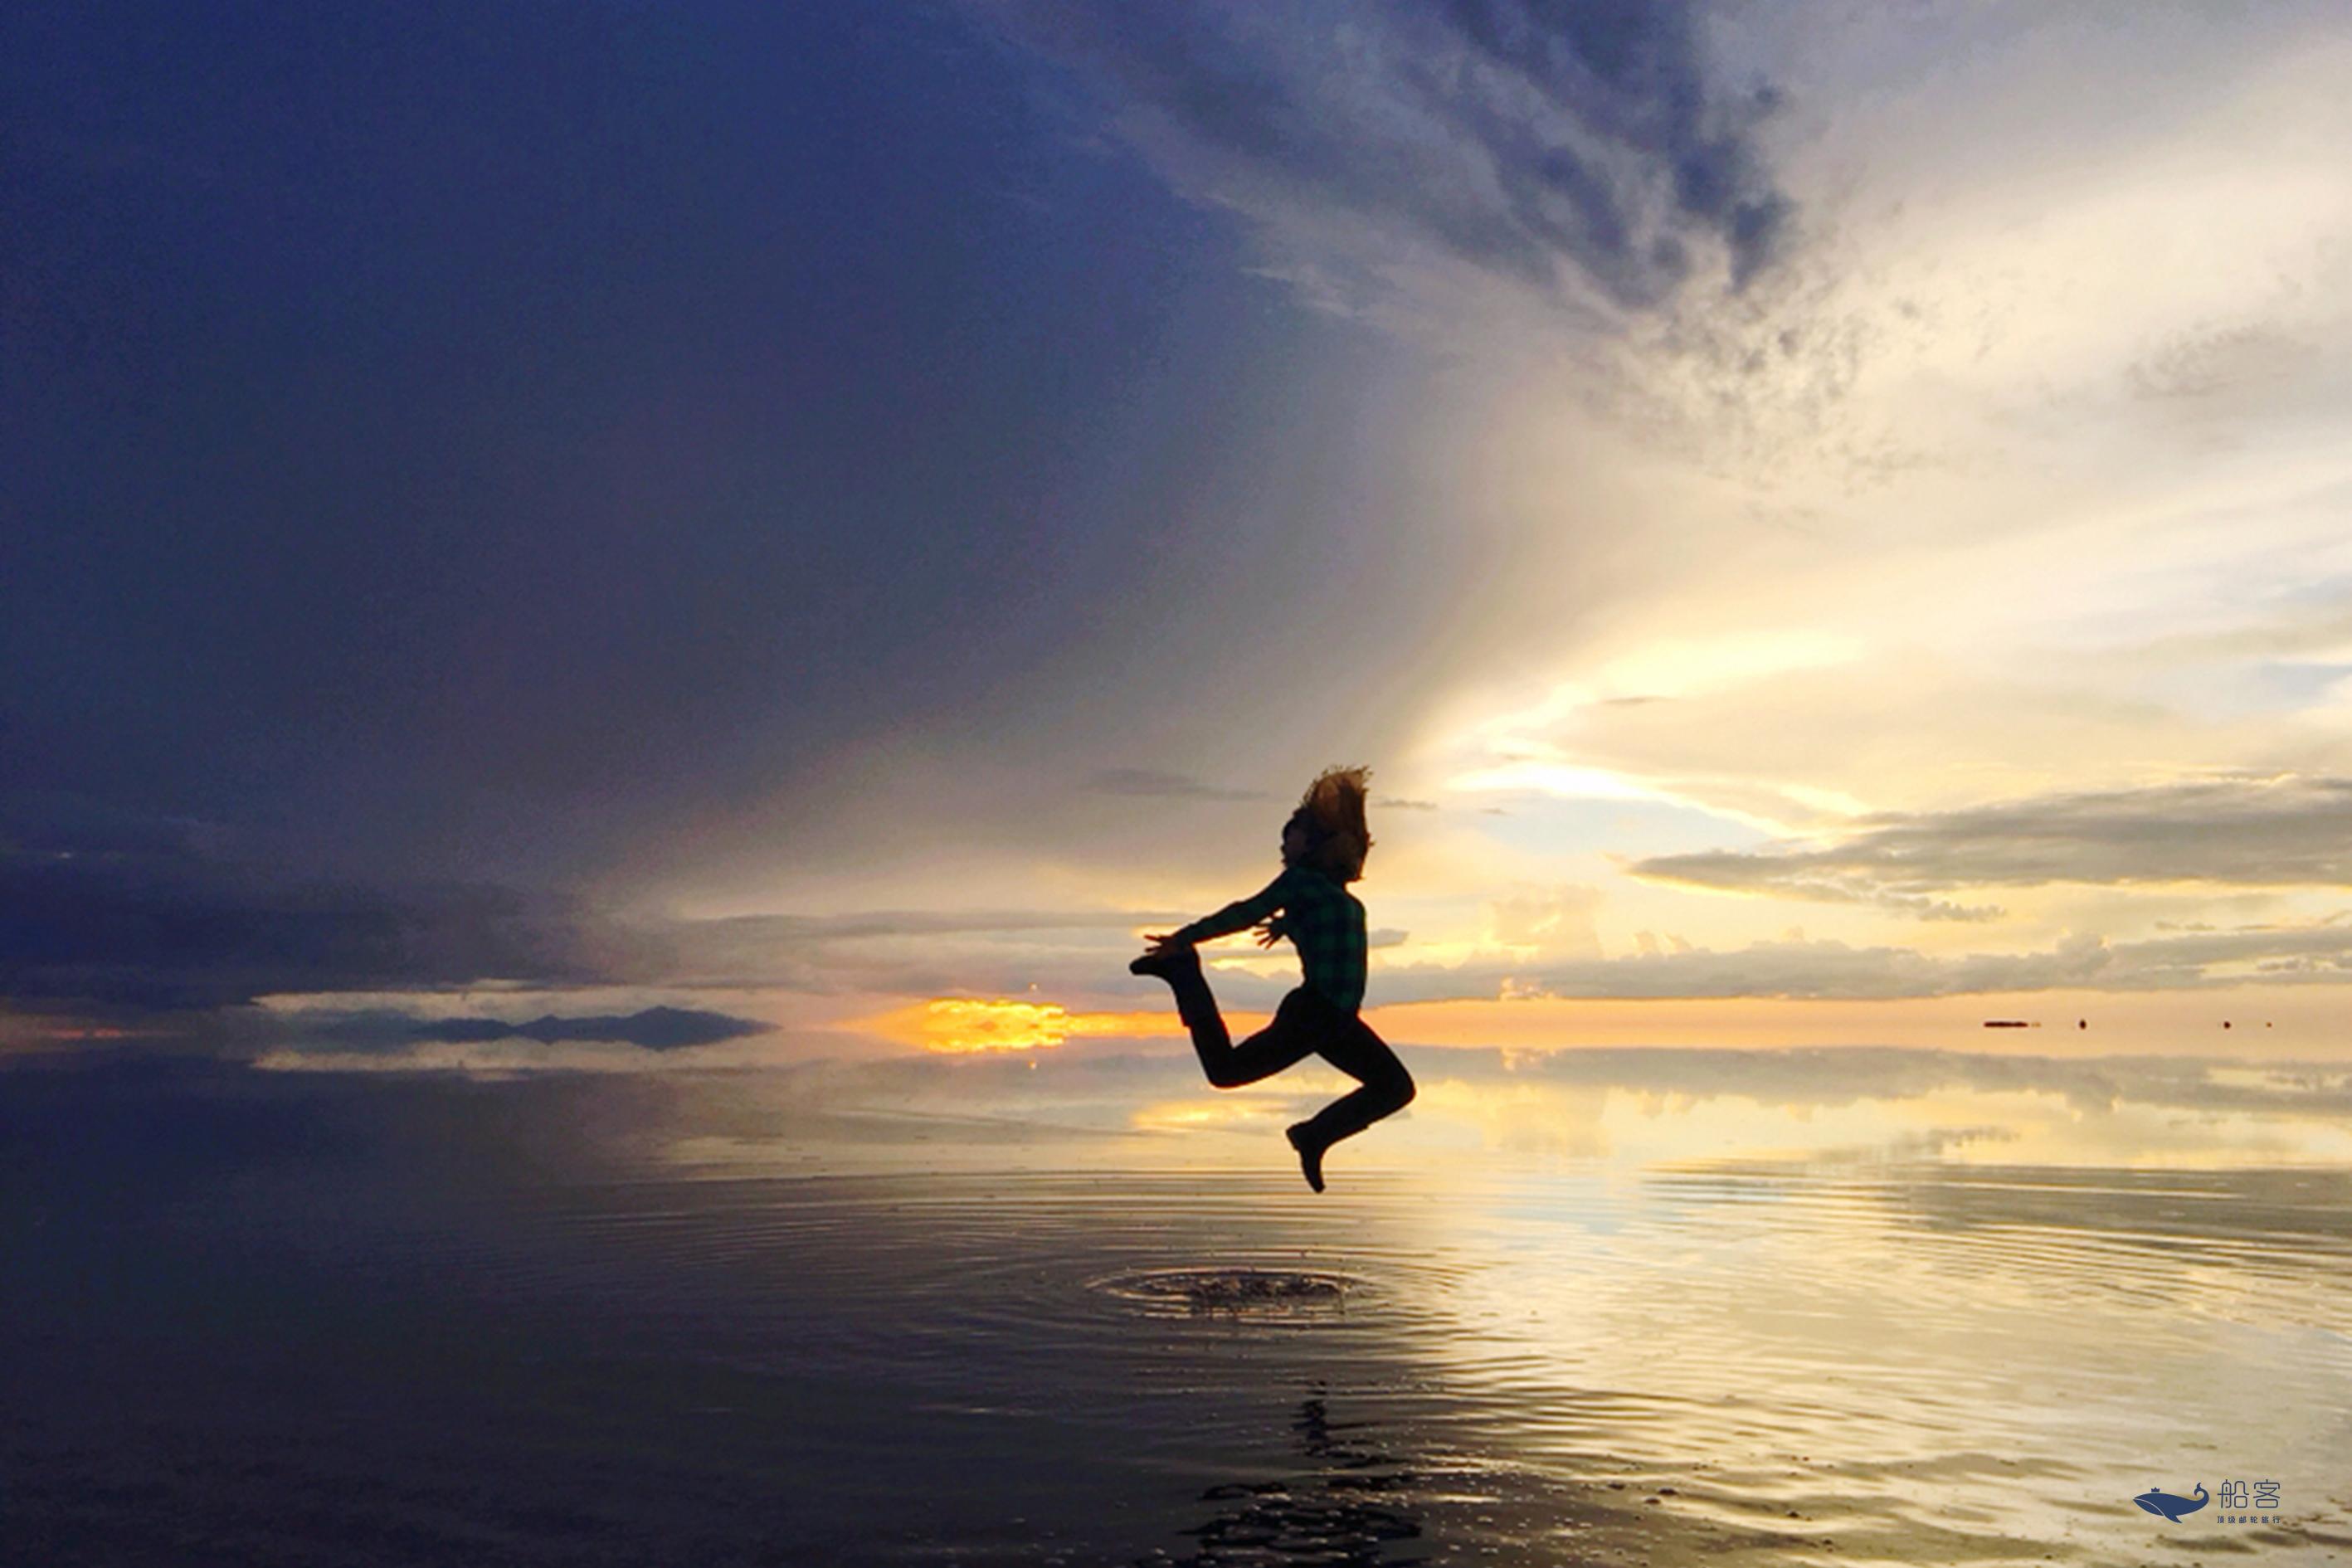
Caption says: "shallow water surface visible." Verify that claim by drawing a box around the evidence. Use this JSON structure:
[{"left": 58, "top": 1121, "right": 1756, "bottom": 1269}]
[{"left": 7, "top": 1061, "right": 2352, "bottom": 1565}]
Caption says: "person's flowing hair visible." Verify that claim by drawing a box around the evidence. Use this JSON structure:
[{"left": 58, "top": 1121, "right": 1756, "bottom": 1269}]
[{"left": 1297, "top": 765, "right": 1374, "bottom": 883}]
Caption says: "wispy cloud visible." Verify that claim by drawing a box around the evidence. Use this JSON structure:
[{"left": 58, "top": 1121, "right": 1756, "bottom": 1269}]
[
  {"left": 2128, "top": 320, "right": 2325, "bottom": 408},
  {"left": 1374, "top": 919, "right": 2352, "bottom": 1003},
  {"left": 1631, "top": 776, "right": 2352, "bottom": 910},
  {"left": 1380, "top": 932, "right": 2107, "bottom": 1003},
  {"left": 1084, "top": 767, "right": 1268, "bottom": 801},
  {"left": 972, "top": 0, "right": 1795, "bottom": 319}
]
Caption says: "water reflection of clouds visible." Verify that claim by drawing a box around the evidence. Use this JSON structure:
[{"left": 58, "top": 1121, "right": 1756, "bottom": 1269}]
[
  {"left": 248, "top": 1018, "right": 2352, "bottom": 1174},
  {"left": 1572, "top": 1082, "right": 2352, "bottom": 1169},
  {"left": 593, "top": 1044, "right": 2352, "bottom": 1179},
  {"left": 1410, "top": 1047, "right": 2352, "bottom": 1168},
  {"left": 1385, "top": 1157, "right": 2352, "bottom": 1559},
  {"left": 17, "top": 1058, "right": 2352, "bottom": 1563}
]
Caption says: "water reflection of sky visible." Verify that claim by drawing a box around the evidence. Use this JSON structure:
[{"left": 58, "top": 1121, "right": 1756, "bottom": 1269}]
[
  {"left": 10, "top": 1049, "right": 2352, "bottom": 1564},
  {"left": 601, "top": 1044, "right": 2352, "bottom": 1559},
  {"left": 587, "top": 1041, "right": 2352, "bottom": 1176}
]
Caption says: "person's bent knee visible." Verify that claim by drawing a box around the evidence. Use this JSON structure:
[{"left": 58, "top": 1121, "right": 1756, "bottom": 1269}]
[{"left": 1386, "top": 1071, "right": 1417, "bottom": 1110}]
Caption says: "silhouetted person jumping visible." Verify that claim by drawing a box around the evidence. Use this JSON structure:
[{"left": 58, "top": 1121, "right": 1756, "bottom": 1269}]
[{"left": 1130, "top": 767, "right": 1415, "bottom": 1191}]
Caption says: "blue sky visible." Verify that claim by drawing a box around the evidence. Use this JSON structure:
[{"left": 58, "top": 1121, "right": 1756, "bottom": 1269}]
[{"left": 10, "top": 2, "right": 2352, "bottom": 1061}]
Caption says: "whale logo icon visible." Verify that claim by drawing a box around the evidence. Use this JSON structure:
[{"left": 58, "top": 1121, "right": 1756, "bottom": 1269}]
[{"left": 2134, "top": 1483, "right": 2209, "bottom": 1522}]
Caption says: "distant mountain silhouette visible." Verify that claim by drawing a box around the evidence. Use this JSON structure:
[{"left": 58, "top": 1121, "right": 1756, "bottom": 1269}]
[{"left": 412, "top": 1006, "right": 769, "bottom": 1050}]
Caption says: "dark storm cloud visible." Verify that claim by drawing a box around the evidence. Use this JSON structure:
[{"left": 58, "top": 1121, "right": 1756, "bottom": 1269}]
[
  {"left": 0, "top": 799, "right": 1175, "bottom": 1015},
  {"left": 7, "top": 3, "right": 1354, "bottom": 895},
  {"left": 0, "top": 856, "right": 1171, "bottom": 1014},
  {"left": 1631, "top": 776, "right": 2352, "bottom": 909},
  {"left": 973, "top": 0, "right": 1794, "bottom": 310},
  {"left": 0, "top": 839, "right": 597, "bottom": 1011}
]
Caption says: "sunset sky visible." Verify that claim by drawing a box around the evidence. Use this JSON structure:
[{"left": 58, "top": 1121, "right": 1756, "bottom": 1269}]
[{"left": 10, "top": 2, "right": 2352, "bottom": 1067}]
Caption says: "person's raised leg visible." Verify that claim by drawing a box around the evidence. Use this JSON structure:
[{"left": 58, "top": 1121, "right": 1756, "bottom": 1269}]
[
  {"left": 1288, "top": 1012, "right": 1415, "bottom": 1191},
  {"left": 1132, "top": 944, "right": 1267, "bottom": 1085},
  {"left": 1284, "top": 1122, "right": 1329, "bottom": 1194},
  {"left": 1210, "top": 991, "right": 1322, "bottom": 1088}
]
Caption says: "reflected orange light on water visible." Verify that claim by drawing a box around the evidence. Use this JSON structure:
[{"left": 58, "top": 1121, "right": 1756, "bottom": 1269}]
[
  {"left": 1127, "top": 1096, "right": 1290, "bottom": 1134},
  {"left": 862, "top": 997, "right": 1209, "bottom": 1054}
]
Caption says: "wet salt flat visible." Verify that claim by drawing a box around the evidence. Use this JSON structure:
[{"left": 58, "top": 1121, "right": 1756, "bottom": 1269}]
[{"left": 7, "top": 1057, "right": 2352, "bottom": 1565}]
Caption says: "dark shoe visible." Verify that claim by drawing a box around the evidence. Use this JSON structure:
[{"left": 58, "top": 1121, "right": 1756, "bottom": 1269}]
[
  {"left": 1286, "top": 1122, "right": 1327, "bottom": 1194},
  {"left": 1129, "top": 945, "right": 1200, "bottom": 980}
]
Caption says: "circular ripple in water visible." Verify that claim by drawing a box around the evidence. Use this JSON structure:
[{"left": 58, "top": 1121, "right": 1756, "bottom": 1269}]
[{"left": 1089, "top": 1265, "right": 1360, "bottom": 1319}]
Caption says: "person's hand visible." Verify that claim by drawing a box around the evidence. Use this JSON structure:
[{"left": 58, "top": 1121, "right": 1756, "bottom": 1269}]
[
  {"left": 1141, "top": 932, "right": 1190, "bottom": 957},
  {"left": 1254, "top": 918, "right": 1288, "bottom": 949}
]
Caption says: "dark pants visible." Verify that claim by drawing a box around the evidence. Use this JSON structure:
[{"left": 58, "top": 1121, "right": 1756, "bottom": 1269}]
[{"left": 1165, "top": 970, "right": 1415, "bottom": 1147}]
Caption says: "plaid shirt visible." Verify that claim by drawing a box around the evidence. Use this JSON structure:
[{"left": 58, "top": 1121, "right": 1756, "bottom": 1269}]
[{"left": 1174, "top": 864, "right": 1368, "bottom": 1013}]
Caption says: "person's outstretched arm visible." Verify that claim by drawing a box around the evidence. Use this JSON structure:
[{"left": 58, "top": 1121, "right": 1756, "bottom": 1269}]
[{"left": 1146, "top": 871, "right": 1295, "bottom": 951}]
